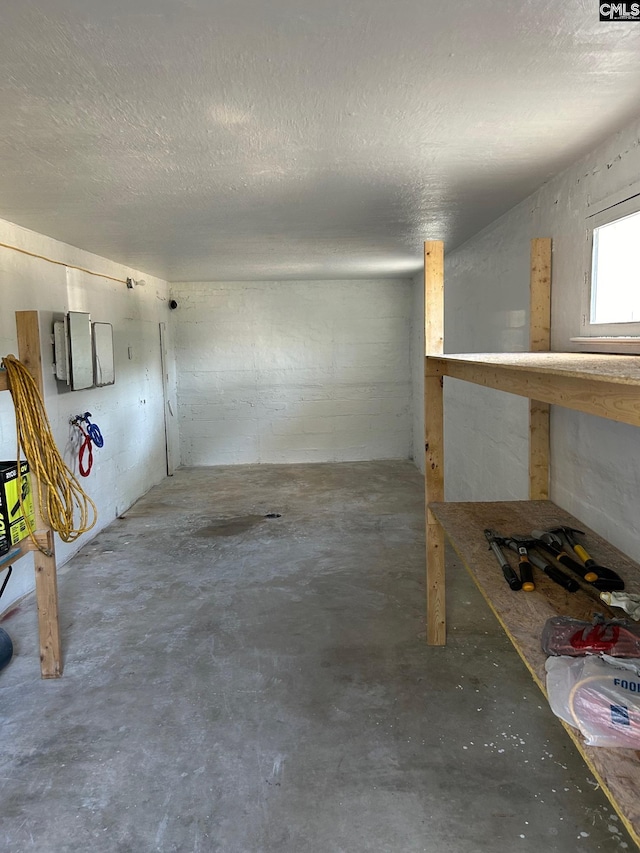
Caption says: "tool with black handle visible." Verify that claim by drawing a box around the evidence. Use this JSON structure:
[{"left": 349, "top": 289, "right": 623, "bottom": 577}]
[
  {"left": 532, "top": 529, "right": 624, "bottom": 592},
  {"left": 484, "top": 529, "right": 521, "bottom": 591},
  {"left": 514, "top": 542, "right": 535, "bottom": 591},
  {"left": 553, "top": 526, "right": 625, "bottom": 591},
  {"left": 532, "top": 530, "right": 598, "bottom": 581},
  {"left": 505, "top": 536, "right": 579, "bottom": 593}
]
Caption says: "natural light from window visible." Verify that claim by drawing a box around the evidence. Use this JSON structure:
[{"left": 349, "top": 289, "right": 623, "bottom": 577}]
[{"left": 591, "top": 209, "right": 640, "bottom": 325}]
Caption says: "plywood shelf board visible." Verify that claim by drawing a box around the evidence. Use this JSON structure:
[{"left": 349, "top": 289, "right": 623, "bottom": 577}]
[
  {"left": 429, "top": 500, "right": 640, "bottom": 679},
  {"left": 429, "top": 352, "right": 640, "bottom": 384},
  {"left": 429, "top": 498, "right": 640, "bottom": 846},
  {"left": 427, "top": 352, "right": 640, "bottom": 428}
]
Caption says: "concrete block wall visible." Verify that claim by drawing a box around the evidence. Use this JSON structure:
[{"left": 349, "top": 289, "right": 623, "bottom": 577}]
[
  {"left": 0, "top": 218, "right": 176, "bottom": 610},
  {"left": 412, "top": 115, "right": 640, "bottom": 561},
  {"left": 171, "top": 279, "right": 412, "bottom": 465}
]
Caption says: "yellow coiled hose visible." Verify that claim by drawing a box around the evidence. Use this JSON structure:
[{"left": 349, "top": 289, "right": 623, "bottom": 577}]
[{"left": 2, "top": 355, "right": 97, "bottom": 553}]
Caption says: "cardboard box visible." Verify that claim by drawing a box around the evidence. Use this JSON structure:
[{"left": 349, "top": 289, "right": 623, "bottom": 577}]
[{"left": 0, "top": 461, "right": 36, "bottom": 556}]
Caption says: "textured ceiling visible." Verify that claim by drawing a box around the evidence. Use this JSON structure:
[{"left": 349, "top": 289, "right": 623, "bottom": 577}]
[{"left": 2, "top": 1, "right": 640, "bottom": 281}]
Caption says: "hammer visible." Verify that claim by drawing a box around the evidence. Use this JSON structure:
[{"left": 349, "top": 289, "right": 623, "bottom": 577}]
[
  {"left": 532, "top": 528, "right": 624, "bottom": 591},
  {"left": 532, "top": 529, "right": 599, "bottom": 582},
  {"left": 546, "top": 525, "right": 625, "bottom": 590},
  {"left": 554, "top": 526, "right": 625, "bottom": 591}
]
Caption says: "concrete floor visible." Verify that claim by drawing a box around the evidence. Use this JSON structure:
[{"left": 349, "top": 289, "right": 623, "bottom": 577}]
[{"left": 0, "top": 461, "right": 633, "bottom": 852}]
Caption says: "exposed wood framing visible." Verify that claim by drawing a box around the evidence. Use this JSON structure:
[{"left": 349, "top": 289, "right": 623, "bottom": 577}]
[
  {"left": 529, "top": 238, "right": 551, "bottom": 500},
  {"left": 424, "top": 241, "right": 445, "bottom": 644},
  {"left": 424, "top": 241, "right": 444, "bottom": 355},
  {"left": 429, "top": 498, "right": 640, "bottom": 848},
  {"left": 427, "top": 357, "right": 640, "bottom": 427},
  {"left": 11, "top": 311, "right": 61, "bottom": 677},
  {"left": 422, "top": 239, "right": 640, "bottom": 842},
  {"left": 16, "top": 310, "right": 45, "bottom": 396},
  {"left": 425, "top": 360, "right": 445, "bottom": 645},
  {"left": 529, "top": 238, "right": 552, "bottom": 351}
]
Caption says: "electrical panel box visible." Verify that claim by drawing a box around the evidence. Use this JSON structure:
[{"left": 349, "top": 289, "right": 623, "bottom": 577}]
[
  {"left": 53, "top": 320, "right": 69, "bottom": 382},
  {"left": 92, "top": 322, "right": 115, "bottom": 386},
  {"left": 66, "top": 311, "right": 93, "bottom": 390},
  {"left": 53, "top": 313, "right": 115, "bottom": 390}
]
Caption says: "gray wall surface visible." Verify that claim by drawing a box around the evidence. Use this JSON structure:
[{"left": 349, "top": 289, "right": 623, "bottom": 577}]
[
  {"left": 172, "top": 279, "right": 412, "bottom": 465},
  {"left": 0, "top": 218, "right": 176, "bottom": 610}
]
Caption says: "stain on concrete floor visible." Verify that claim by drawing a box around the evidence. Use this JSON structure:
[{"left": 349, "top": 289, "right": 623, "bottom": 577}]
[
  {"left": 0, "top": 461, "right": 633, "bottom": 852},
  {"left": 195, "top": 515, "right": 268, "bottom": 538}
]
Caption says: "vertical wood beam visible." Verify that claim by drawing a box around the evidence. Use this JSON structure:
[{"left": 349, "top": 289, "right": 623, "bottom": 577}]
[
  {"left": 424, "top": 241, "right": 444, "bottom": 355},
  {"left": 16, "top": 310, "right": 44, "bottom": 396},
  {"left": 425, "top": 361, "right": 445, "bottom": 644},
  {"left": 33, "top": 532, "right": 61, "bottom": 678},
  {"left": 15, "top": 311, "right": 62, "bottom": 678},
  {"left": 528, "top": 239, "right": 551, "bottom": 501},
  {"left": 424, "top": 241, "right": 446, "bottom": 644}
]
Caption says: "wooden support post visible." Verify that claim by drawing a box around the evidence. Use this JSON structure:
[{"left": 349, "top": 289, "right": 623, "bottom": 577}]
[
  {"left": 425, "top": 361, "right": 445, "bottom": 644},
  {"left": 424, "top": 241, "right": 444, "bottom": 355},
  {"left": 528, "top": 239, "right": 551, "bottom": 501},
  {"left": 15, "top": 311, "right": 62, "bottom": 678},
  {"left": 33, "top": 532, "right": 61, "bottom": 678},
  {"left": 424, "top": 241, "right": 446, "bottom": 644}
]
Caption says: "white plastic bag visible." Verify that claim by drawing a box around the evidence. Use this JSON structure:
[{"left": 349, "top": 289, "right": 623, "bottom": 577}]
[{"left": 545, "top": 654, "right": 640, "bottom": 748}]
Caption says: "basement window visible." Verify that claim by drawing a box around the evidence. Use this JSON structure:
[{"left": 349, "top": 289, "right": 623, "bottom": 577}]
[{"left": 574, "top": 191, "right": 640, "bottom": 352}]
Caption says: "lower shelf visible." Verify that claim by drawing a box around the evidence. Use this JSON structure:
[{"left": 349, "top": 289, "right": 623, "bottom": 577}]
[{"left": 429, "top": 499, "right": 640, "bottom": 848}]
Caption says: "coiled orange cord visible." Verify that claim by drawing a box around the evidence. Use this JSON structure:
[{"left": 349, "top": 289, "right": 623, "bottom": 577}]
[{"left": 2, "top": 355, "right": 97, "bottom": 553}]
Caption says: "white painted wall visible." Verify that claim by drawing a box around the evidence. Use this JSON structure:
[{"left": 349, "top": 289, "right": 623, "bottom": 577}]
[
  {"left": 171, "top": 279, "right": 412, "bottom": 465},
  {"left": 0, "top": 218, "right": 175, "bottom": 611},
  {"left": 410, "top": 270, "right": 425, "bottom": 471},
  {"left": 412, "top": 116, "right": 640, "bottom": 560}
]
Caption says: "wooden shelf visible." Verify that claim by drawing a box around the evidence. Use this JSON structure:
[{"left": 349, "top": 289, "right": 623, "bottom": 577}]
[
  {"left": 428, "top": 352, "right": 640, "bottom": 427},
  {"left": 423, "top": 240, "right": 640, "bottom": 845},
  {"left": 430, "top": 351, "right": 640, "bottom": 382},
  {"left": 429, "top": 500, "right": 640, "bottom": 683},
  {"left": 429, "top": 498, "right": 640, "bottom": 847}
]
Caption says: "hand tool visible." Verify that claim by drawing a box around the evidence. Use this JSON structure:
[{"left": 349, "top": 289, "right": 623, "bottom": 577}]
[
  {"left": 533, "top": 529, "right": 624, "bottom": 594},
  {"left": 512, "top": 539, "right": 535, "bottom": 591},
  {"left": 532, "top": 528, "right": 599, "bottom": 582},
  {"left": 553, "top": 526, "right": 625, "bottom": 590},
  {"left": 504, "top": 535, "right": 579, "bottom": 592},
  {"left": 484, "top": 529, "right": 521, "bottom": 591}
]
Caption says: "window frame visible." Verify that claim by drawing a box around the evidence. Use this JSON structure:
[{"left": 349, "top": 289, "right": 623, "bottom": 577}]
[{"left": 577, "top": 186, "right": 640, "bottom": 349}]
